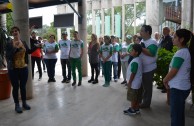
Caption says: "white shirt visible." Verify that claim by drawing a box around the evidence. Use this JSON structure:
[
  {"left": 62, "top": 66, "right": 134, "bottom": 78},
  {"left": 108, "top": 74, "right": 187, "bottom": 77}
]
[
  {"left": 120, "top": 42, "right": 129, "bottom": 62},
  {"left": 140, "top": 38, "right": 158, "bottom": 73},
  {"left": 169, "top": 48, "right": 191, "bottom": 90},
  {"left": 43, "top": 41, "right": 58, "bottom": 59},
  {"left": 111, "top": 43, "right": 119, "bottom": 62},
  {"left": 59, "top": 39, "right": 71, "bottom": 59},
  {"left": 100, "top": 44, "right": 113, "bottom": 61},
  {"left": 126, "top": 57, "right": 143, "bottom": 89},
  {"left": 70, "top": 40, "right": 83, "bottom": 58}
]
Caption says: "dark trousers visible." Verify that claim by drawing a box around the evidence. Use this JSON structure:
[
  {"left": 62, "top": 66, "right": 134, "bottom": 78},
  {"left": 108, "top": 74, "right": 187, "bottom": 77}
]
[
  {"left": 170, "top": 88, "right": 190, "bottom": 126},
  {"left": 44, "top": 59, "right": 57, "bottom": 79},
  {"left": 110, "top": 62, "right": 118, "bottom": 80},
  {"left": 90, "top": 63, "right": 99, "bottom": 80},
  {"left": 118, "top": 54, "right": 121, "bottom": 79},
  {"left": 102, "top": 61, "right": 112, "bottom": 83},
  {"left": 60, "top": 59, "right": 71, "bottom": 80},
  {"left": 8, "top": 67, "right": 28, "bottom": 103},
  {"left": 141, "top": 69, "right": 155, "bottom": 107},
  {"left": 31, "top": 56, "right": 42, "bottom": 78}
]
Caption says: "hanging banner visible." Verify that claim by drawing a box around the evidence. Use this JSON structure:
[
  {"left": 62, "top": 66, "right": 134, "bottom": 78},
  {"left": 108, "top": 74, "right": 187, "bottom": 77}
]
[
  {"left": 105, "top": 16, "right": 110, "bottom": 36},
  {"left": 95, "top": 16, "right": 101, "bottom": 37},
  {"left": 115, "top": 14, "right": 121, "bottom": 38}
]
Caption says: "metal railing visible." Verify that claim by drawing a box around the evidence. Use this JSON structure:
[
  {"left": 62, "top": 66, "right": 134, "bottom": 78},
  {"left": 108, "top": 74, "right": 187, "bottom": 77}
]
[{"left": 164, "top": 5, "right": 181, "bottom": 24}]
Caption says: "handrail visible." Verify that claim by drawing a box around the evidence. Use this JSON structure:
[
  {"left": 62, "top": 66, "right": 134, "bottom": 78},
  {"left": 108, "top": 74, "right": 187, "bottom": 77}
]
[{"left": 164, "top": 5, "right": 181, "bottom": 24}]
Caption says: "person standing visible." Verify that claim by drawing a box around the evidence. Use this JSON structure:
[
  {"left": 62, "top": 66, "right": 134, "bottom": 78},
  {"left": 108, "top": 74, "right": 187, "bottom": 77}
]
[
  {"left": 140, "top": 25, "right": 158, "bottom": 108},
  {"left": 59, "top": 31, "right": 71, "bottom": 83},
  {"left": 99, "top": 36, "right": 112, "bottom": 87},
  {"left": 88, "top": 34, "right": 100, "bottom": 84},
  {"left": 158, "top": 26, "right": 173, "bottom": 93},
  {"left": 120, "top": 35, "right": 133, "bottom": 84},
  {"left": 111, "top": 35, "right": 120, "bottom": 82},
  {"left": 5, "top": 26, "right": 40, "bottom": 113},
  {"left": 123, "top": 44, "right": 143, "bottom": 115},
  {"left": 30, "top": 31, "right": 42, "bottom": 80},
  {"left": 43, "top": 35, "right": 59, "bottom": 82},
  {"left": 70, "top": 31, "right": 83, "bottom": 86},
  {"left": 163, "top": 29, "right": 193, "bottom": 126}
]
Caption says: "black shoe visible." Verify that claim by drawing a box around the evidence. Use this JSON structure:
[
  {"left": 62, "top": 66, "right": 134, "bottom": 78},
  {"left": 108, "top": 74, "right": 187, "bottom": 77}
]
[
  {"left": 22, "top": 102, "right": 31, "bottom": 110},
  {"left": 38, "top": 77, "right": 42, "bottom": 81},
  {"left": 92, "top": 80, "right": 98, "bottom": 84},
  {"left": 88, "top": 78, "right": 94, "bottom": 83},
  {"left": 121, "top": 80, "right": 127, "bottom": 84},
  {"left": 72, "top": 81, "right": 76, "bottom": 86},
  {"left": 78, "top": 81, "right": 82, "bottom": 86},
  {"left": 51, "top": 78, "right": 56, "bottom": 82},
  {"left": 48, "top": 78, "right": 52, "bottom": 83},
  {"left": 157, "top": 86, "right": 164, "bottom": 90},
  {"left": 161, "top": 89, "right": 167, "bottom": 93},
  {"left": 61, "top": 79, "right": 66, "bottom": 83},
  {"left": 15, "top": 103, "right": 23, "bottom": 113},
  {"left": 66, "top": 79, "right": 70, "bottom": 83}
]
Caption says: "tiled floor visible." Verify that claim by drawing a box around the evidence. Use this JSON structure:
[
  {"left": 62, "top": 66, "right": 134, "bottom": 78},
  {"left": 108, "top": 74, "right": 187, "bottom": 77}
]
[{"left": 0, "top": 61, "right": 194, "bottom": 126}]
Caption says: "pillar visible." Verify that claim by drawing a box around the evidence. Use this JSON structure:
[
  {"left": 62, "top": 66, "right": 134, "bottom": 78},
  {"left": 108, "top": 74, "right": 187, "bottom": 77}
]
[
  {"left": 122, "top": 1, "right": 125, "bottom": 42},
  {"left": 0, "top": 14, "right": 6, "bottom": 30},
  {"left": 111, "top": 6, "right": 114, "bottom": 35},
  {"left": 181, "top": 0, "right": 193, "bottom": 30},
  {"left": 101, "top": 8, "right": 105, "bottom": 37},
  {"left": 78, "top": 0, "right": 88, "bottom": 76},
  {"left": 57, "top": 28, "right": 61, "bottom": 41},
  {"left": 12, "top": 0, "right": 33, "bottom": 99},
  {"left": 146, "top": 0, "right": 163, "bottom": 36},
  {"left": 92, "top": 6, "right": 95, "bottom": 33}
]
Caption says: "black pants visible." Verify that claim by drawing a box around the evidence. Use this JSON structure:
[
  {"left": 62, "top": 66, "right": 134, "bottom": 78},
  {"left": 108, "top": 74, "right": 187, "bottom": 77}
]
[
  {"left": 8, "top": 67, "right": 28, "bottom": 103},
  {"left": 90, "top": 63, "right": 99, "bottom": 80},
  {"left": 60, "top": 59, "right": 71, "bottom": 80},
  {"left": 31, "top": 56, "right": 42, "bottom": 78},
  {"left": 44, "top": 59, "right": 57, "bottom": 79}
]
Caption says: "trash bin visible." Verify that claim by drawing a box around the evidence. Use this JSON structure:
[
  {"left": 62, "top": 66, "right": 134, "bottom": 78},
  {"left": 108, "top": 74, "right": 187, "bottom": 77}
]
[{"left": 0, "top": 69, "right": 11, "bottom": 100}]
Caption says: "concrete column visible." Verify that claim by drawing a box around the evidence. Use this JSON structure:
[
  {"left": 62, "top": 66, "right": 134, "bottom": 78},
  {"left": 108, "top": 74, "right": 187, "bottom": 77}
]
[
  {"left": 0, "top": 14, "right": 6, "bottom": 30},
  {"left": 78, "top": 0, "right": 88, "bottom": 77},
  {"left": 12, "top": 0, "right": 33, "bottom": 99},
  {"left": 181, "top": 0, "right": 193, "bottom": 30},
  {"left": 146, "top": 0, "right": 162, "bottom": 37},
  {"left": 57, "top": 28, "right": 61, "bottom": 41},
  {"left": 101, "top": 8, "right": 105, "bottom": 37},
  {"left": 92, "top": 7, "right": 95, "bottom": 33},
  {"left": 122, "top": 2, "right": 125, "bottom": 42},
  {"left": 111, "top": 7, "right": 114, "bottom": 35}
]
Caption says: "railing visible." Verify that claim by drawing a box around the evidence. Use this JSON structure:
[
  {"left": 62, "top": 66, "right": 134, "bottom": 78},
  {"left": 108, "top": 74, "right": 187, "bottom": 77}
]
[{"left": 164, "top": 5, "right": 181, "bottom": 24}]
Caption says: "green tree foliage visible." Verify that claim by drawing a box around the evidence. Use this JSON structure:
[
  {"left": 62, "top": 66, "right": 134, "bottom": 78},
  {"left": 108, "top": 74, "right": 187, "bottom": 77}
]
[{"left": 6, "top": 13, "right": 14, "bottom": 35}]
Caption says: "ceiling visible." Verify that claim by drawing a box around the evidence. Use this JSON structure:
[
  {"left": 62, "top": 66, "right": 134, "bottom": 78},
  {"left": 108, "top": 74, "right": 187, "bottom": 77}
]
[{"left": 0, "top": 0, "right": 81, "bottom": 14}]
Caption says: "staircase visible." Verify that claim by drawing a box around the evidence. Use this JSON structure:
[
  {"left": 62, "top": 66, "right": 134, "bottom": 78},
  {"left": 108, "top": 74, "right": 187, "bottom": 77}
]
[{"left": 164, "top": 5, "right": 181, "bottom": 24}]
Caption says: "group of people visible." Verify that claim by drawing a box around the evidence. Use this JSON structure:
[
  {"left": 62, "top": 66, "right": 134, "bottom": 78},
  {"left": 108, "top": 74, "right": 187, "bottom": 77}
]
[{"left": 5, "top": 25, "right": 194, "bottom": 126}]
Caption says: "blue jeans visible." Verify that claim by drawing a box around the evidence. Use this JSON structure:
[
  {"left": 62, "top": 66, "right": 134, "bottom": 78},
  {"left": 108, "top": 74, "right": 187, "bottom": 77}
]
[
  {"left": 170, "top": 88, "right": 190, "bottom": 126},
  {"left": 44, "top": 59, "right": 57, "bottom": 79},
  {"left": 8, "top": 67, "right": 28, "bottom": 103},
  {"left": 110, "top": 62, "right": 118, "bottom": 80}
]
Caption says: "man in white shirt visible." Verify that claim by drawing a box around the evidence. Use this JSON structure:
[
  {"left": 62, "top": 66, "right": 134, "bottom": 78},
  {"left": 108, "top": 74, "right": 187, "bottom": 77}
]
[
  {"left": 59, "top": 31, "right": 71, "bottom": 83},
  {"left": 140, "top": 25, "right": 158, "bottom": 108}
]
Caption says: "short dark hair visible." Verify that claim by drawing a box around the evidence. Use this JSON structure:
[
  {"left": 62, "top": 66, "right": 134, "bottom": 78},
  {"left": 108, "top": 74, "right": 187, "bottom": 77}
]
[
  {"left": 10, "top": 26, "right": 20, "bottom": 34},
  {"left": 49, "top": 34, "right": 55, "bottom": 39},
  {"left": 132, "top": 44, "right": 142, "bottom": 56},
  {"left": 142, "top": 25, "right": 152, "bottom": 35}
]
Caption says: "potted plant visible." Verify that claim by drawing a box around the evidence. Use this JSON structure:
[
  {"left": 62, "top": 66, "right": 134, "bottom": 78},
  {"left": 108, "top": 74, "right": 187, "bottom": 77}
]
[{"left": 0, "top": 27, "right": 11, "bottom": 100}]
